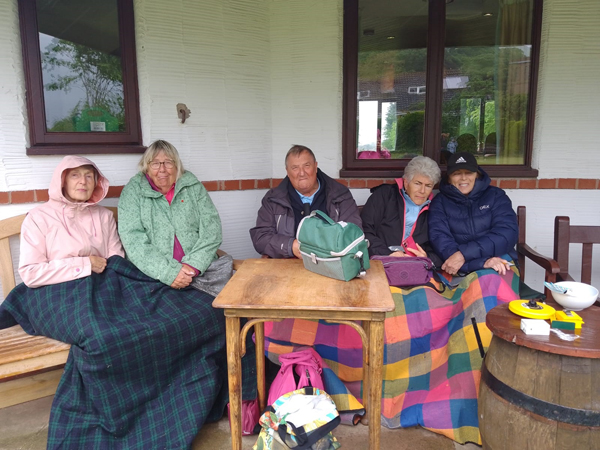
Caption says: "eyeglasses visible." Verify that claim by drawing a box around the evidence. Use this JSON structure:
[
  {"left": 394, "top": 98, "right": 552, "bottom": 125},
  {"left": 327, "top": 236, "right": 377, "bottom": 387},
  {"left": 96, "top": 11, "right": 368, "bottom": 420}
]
[{"left": 149, "top": 160, "right": 175, "bottom": 170}]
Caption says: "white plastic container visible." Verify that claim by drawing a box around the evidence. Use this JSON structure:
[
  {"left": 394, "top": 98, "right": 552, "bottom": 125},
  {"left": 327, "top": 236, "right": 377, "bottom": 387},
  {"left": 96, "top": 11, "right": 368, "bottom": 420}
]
[
  {"left": 551, "top": 282, "right": 599, "bottom": 311},
  {"left": 520, "top": 318, "right": 550, "bottom": 335}
]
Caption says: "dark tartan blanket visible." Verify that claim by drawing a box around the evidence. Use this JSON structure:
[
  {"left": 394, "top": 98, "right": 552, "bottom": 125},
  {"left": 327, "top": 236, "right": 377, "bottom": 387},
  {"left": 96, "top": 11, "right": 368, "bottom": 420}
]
[{"left": 0, "top": 256, "right": 256, "bottom": 449}]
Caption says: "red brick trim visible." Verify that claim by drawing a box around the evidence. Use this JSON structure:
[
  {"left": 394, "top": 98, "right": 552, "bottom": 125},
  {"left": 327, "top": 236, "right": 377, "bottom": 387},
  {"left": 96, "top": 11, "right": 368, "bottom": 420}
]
[{"left": 0, "top": 178, "right": 597, "bottom": 204}]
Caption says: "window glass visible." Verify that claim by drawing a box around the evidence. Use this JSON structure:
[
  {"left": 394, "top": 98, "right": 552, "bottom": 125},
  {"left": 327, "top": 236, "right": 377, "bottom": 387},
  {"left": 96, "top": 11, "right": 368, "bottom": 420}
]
[
  {"left": 37, "top": 0, "right": 125, "bottom": 133},
  {"left": 356, "top": 1, "right": 428, "bottom": 160},
  {"left": 440, "top": 0, "right": 534, "bottom": 165}
]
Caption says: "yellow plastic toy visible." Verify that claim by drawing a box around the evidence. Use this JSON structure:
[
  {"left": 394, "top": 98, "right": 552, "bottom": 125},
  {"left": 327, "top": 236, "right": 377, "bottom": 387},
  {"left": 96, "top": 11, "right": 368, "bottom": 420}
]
[
  {"left": 553, "top": 310, "right": 584, "bottom": 329},
  {"left": 508, "top": 299, "right": 556, "bottom": 320}
]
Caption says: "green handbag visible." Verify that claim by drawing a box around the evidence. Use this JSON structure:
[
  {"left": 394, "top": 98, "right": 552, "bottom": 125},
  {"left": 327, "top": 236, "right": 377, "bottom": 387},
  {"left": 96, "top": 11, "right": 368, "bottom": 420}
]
[{"left": 296, "top": 210, "right": 370, "bottom": 281}]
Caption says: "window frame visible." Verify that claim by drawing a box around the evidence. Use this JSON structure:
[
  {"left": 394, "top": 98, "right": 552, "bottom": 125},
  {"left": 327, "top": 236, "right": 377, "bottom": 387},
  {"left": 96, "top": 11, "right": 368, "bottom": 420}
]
[
  {"left": 18, "top": 0, "right": 144, "bottom": 155},
  {"left": 341, "top": 0, "right": 543, "bottom": 178}
]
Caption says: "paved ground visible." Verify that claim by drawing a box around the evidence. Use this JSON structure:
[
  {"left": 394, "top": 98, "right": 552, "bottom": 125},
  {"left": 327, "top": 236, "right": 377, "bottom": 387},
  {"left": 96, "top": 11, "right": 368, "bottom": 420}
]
[{"left": 0, "top": 396, "right": 481, "bottom": 450}]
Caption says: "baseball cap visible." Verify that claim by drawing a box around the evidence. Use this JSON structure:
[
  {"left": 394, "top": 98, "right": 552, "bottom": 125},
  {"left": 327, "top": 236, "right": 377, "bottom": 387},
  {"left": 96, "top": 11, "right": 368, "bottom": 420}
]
[{"left": 446, "top": 152, "right": 479, "bottom": 176}]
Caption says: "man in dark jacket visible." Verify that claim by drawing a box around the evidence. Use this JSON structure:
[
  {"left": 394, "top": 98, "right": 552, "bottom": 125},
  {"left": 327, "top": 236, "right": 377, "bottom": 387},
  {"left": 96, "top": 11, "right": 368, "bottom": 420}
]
[
  {"left": 250, "top": 145, "right": 361, "bottom": 259},
  {"left": 428, "top": 152, "right": 518, "bottom": 275}
]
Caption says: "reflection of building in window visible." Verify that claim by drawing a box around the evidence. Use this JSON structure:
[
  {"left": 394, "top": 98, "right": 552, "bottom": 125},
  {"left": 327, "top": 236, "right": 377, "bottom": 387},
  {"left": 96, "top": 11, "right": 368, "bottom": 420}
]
[
  {"left": 443, "top": 76, "right": 469, "bottom": 90},
  {"left": 358, "top": 90, "right": 371, "bottom": 99},
  {"left": 407, "top": 86, "right": 426, "bottom": 94}
]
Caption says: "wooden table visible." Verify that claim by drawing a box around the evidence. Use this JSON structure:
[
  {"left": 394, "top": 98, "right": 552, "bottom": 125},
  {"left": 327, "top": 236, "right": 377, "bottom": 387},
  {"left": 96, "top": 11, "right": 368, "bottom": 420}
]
[
  {"left": 212, "top": 258, "right": 395, "bottom": 450},
  {"left": 479, "top": 302, "right": 600, "bottom": 449}
]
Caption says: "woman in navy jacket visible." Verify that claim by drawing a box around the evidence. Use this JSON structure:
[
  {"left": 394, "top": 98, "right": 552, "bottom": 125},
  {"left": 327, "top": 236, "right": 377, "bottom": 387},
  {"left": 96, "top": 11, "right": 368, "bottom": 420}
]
[{"left": 428, "top": 152, "right": 518, "bottom": 276}]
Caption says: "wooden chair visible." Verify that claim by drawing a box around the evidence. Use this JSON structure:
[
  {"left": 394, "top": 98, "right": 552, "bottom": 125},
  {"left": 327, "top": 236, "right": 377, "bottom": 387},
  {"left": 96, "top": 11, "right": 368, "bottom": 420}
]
[
  {"left": 552, "top": 215, "right": 600, "bottom": 286},
  {"left": 517, "top": 206, "right": 600, "bottom": 300},
  {"left": 516, "top": 206, "right": 560, "bottom": 298}
]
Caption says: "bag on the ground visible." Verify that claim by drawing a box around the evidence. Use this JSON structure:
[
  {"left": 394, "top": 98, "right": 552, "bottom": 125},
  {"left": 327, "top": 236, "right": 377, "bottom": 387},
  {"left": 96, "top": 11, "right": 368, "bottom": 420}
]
[
  {"left": 227, "top": 398, "right": 260, "bottom": 436},
  {"left": 268, "top": 348, "right": 325, "bottom": 406},
  {"left": 253, "top": 387, "right": 341, "bottom": 450},
  {"left": 371, "top": 255, "right": 434, "bottom": 287},
  {"left": 297, "top": 210, "right": 369, "bottom": 282}
]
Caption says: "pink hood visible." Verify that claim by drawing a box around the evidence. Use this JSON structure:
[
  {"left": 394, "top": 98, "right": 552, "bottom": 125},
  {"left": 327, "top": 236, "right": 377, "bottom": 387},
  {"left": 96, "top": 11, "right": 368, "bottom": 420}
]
[
  {"left": 18, "top": 156, "right": 124, "bottom": 288},
  {"left": 48, "top": 155, "right": 109, "bottom": 206}
]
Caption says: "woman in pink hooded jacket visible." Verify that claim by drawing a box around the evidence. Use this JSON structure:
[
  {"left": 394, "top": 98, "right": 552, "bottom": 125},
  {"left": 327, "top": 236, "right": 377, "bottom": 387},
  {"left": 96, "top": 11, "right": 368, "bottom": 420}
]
[{"left": 18, "top": 155, "right": 124, "bottom": 288}]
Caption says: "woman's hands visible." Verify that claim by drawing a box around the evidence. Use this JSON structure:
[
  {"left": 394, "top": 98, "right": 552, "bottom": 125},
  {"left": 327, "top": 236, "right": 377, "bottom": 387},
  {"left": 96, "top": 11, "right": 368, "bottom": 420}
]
[
  {"left": 171, "top": 264, "right": 196, "bottom": 289},
  {"left": 389, "top": 243, "right": 427, "bottom": 258},
  {"left": 441, "top": 251, "right": 465, "bottom": 275},
  {"left": 405, "top": 243, "right": 427, "bottom": 258},
  {"left": 89, "top": 256, "right": 107, "bottom": 274},
  {"left": 484, "top": 257, "right": 512, "bottom": 275}
]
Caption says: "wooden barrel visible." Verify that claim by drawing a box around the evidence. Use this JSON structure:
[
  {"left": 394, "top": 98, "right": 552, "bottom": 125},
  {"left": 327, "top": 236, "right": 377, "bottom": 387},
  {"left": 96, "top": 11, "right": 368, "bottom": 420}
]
[{"left": 479, "top": 304, "right": 600, "bottom": 450}]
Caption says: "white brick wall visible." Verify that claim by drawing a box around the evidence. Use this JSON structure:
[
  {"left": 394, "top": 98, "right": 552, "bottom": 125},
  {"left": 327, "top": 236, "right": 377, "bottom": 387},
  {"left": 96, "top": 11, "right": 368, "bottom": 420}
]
[{"left": 0, "top": 0, "right": 598, "bottom": 299}]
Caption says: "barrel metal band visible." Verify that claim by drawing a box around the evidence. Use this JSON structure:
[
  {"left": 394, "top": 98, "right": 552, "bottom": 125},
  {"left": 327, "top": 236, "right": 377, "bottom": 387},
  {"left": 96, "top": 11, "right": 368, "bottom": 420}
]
[{"left": 481, "top": 360, "right": 600, "bottom": 427}]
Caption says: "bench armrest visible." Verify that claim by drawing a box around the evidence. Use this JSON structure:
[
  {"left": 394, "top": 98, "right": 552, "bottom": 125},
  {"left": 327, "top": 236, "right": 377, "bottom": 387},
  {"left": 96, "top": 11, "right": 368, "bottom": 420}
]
[{"left": 517, "top": 243, "right": 561, "bottom": 274}]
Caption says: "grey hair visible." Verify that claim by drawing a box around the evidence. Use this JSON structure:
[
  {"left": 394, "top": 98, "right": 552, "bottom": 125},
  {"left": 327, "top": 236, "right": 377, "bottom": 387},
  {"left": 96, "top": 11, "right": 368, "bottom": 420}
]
[
  {"left": 403, "top": 156, "right": 441, "bottom": 185},
  {"left": 139, "top": 140, "right": 185, "bottom": 180},
  {"left": 285, "top": 145, "right": 317, "bottom": 168}
]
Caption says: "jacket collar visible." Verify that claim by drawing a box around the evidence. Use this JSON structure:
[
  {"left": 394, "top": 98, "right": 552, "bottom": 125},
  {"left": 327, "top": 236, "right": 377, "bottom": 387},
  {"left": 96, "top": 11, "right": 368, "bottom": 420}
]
[{"left": 138, "top": 171, "right": 199, "bottom": 198}]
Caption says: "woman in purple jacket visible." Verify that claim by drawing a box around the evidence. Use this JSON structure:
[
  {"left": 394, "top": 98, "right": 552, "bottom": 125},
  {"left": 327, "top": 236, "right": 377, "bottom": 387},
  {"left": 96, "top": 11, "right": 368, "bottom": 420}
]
[{"left": 428, "top": 152, "right": 518, "bottom": 276}]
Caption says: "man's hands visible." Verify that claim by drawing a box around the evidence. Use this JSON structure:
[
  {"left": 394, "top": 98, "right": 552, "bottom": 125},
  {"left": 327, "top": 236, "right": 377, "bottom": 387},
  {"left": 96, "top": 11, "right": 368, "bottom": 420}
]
[
  {"left": 89, "top": 256, "right": 107, "bottom": 274},
  {"left": 292, "top": 239, "right": 302, "bottom": 259},
  {"left": 483, "top": 257, "right": 512, "bottom": 275},
  {"left": 171, "top": 264, "right": 196, "bottom": 289},
  {"left": 441, "top": 251, "right": 465, "bottom": 275}
]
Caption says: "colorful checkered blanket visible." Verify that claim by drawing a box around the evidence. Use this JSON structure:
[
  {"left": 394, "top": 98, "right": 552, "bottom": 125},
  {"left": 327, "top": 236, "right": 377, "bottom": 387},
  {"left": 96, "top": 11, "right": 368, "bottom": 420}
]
[
  {"left": 264, "top": 268, "right": 521, "bottom": 444},
  {"left": 0, "top": 256, "right": 256, "bottom": 449}
]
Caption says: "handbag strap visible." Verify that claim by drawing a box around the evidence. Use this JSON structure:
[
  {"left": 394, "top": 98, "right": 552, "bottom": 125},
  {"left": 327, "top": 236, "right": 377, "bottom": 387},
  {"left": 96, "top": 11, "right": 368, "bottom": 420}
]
[
  {"left": 420, "top": 271, "right": 446, "bottom": 294},
  {"left": 310, "top": 210, "right": 336, "bottom": 225}
]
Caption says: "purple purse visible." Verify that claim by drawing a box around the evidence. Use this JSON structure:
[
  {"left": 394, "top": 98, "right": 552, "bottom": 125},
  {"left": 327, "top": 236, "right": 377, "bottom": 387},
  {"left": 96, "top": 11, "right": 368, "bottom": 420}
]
[{"left": 371, "top": 256, "right": 435, "bottom": 287}]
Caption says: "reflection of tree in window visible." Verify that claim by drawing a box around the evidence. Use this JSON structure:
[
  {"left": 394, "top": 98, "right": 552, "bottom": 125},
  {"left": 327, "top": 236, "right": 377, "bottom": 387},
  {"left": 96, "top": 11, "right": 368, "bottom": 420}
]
[{"left": 42, "top": 39, "right": 124, "bottom": 132}]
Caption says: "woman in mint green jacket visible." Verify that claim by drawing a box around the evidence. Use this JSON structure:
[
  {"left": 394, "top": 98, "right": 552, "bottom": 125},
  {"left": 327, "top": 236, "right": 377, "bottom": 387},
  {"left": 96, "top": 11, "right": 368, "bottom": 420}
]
[{"left": 118, "top": 140, "right": 224, "bottom": 291}]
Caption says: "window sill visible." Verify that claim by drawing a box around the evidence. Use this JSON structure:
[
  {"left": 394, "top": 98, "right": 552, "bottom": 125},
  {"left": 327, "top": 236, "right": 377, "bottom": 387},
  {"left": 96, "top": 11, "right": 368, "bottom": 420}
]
[
  {"left": 26, "top": 144, "right": 147, "bottom": 156},
  {"left": 340, "top": 166, "right": 539, "bottom": 178}
]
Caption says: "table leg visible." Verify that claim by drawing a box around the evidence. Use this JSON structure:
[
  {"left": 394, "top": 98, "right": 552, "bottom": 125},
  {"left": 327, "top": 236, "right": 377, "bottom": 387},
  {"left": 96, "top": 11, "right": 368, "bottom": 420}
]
[
  {"left": 226, "top": 316, "right": 242, "bottom": 450},
  {"left": 255, "top": 321, "right": 266, "bottom": 411},
  {"left": 362, "top": 320, "right": 371, "bottom": 416},
  {"left": 368, "top": 320, "right": 384, "bottom": 450}
]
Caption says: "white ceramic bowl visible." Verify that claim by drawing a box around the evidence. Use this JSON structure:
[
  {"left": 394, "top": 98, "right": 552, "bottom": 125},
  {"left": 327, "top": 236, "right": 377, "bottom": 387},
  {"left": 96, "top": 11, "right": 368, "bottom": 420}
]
[{"left": 551, "top": 281, "right": 599, "bottom": 311}]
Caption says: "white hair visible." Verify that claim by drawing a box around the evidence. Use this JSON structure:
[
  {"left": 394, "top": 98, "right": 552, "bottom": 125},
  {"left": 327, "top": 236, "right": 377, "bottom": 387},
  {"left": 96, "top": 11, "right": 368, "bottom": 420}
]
[{"left": 403, "top": 156, "right": 441, "bottom": 185}]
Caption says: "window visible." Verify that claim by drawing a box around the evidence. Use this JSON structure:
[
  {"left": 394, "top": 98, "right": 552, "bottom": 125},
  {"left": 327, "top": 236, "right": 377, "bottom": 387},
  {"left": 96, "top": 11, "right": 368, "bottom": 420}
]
[
  {"left": 19, "top": 0, "right": 143, "bottom": 155},
  {"left": 407, "top": 86, "right": 426, "bottom": 95},
  {"left": 342, "top": 0, "right": 542, "bottom": 177}
]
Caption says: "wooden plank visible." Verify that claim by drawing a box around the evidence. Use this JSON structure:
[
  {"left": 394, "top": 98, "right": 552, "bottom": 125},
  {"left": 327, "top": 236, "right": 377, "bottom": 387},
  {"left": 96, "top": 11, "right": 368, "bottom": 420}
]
[
  {"left": 0, "top": 325, "right": 70, "bottom": 367},
  {"left": 559, "top": 356, "right": 592, "bottom": 410},
  {"left": 0, "top": 214, "right": 26, "bottom": 241},
  {"left": 533, "top": 350, "right": 561, "bottom": 405},
  {"left": 0, "top": 351, "right": 68, "bottom": 380},
  {"left": 0, "top": 238, "right": 16, "bottom": 298},
  {"left": 512, "top": 346, "right": 538, "bottom": 396},
  {"left": 0, "top": 369, "right": 62, "bottom": 408}
]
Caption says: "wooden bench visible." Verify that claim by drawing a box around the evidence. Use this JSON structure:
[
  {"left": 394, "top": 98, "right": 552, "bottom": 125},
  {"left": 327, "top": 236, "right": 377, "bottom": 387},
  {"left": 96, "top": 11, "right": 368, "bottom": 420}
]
[
  {"left": 0, "top": 206, "right": 241, "bottom": 408},
  {"left": 0, "top": 206, "right": 118, "bottom": 408}
]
